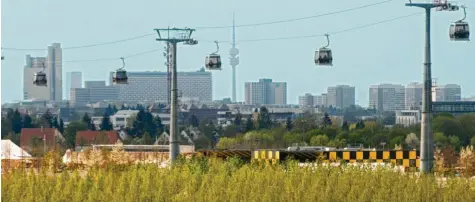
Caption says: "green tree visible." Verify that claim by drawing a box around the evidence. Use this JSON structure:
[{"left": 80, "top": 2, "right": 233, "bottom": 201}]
[
  {"left": 341, "top": 121, "right": 349, "bottom": 131},
  {"left": 245, "top": 117, "right": 254, "bottom": 132},
  {"left": 1, "top": 116, "right": 12, "bottom": 138},
  {"left": 471, "top": 136, "right": 475, "bottom": 146},
  {"left": 310, "top": 135, "right": 329, "bottom": 146},
  {"left": 199, "top": 119, "right": 216, "bottom": 140},
  {"left": 64, "top": 121, "right": 88, "bottom": 148},
  {"left": 257, "top": 107, "right": 272, "bottom": 130},
  {"left": 153, "top": 115, "right": 165, "bottom": 136},
  {"left": 434, "top": 132, "right": 449, "bottom": 147},
  {"left": 327, "top": 139, "right": 346, "bottom": 148},
  {"left": 139, "top": 132, "right": 153, "bottom": 145},
  {"left": 22, "top": 114, "right": 34, "bottom": 128},
  {"left": 234, "top": 113, "right": 242, "bottom": 126},
  {"left": 457, "top": 114, "right": 475, "bottom": 144},
  {"left": 11, "top": 109, "right": 23, "bottom": 134},
  {"left": 449, "top": 136, "right": 461, "bottom": 150},
  {"left": 433, "top": 115, "right": 464, "bottom": 143},
  {"left": 189, "top": 113, "right": 200, "bottom": 128},
  {"left": 40, "top": 109, "right": 54, "bottom": 128},
  {"left": 223, "top": 124, "right": 238, "bottom": 137},
  {"left": 348, "top": 131, "right": 362, "bottom": 144},
  {"left": 390, "top": 136, "right": 405, "bottom": 149},
  {"left": 355, "top": 120, "right": 365, "bottom": 129},
  {"left": 405, "top": 133, "right": 420, "bottom": 149},
  {"left": 58, "top": 119, "right": 65, "bottom": 134},
  {"left": 82, "top": 113, "right": 93, "bottom": 130},
  {"left": 216, "top": 137, "right": 239, "bottom": 149},
  {"left": 322, "top": 113, "right": 332, "bottom": 127},
  {"left": 285, "top": 117, "right": 293, "bottom": 131},
  {"left": 100, "top": 113, "right": 113, "bottom": 131}
]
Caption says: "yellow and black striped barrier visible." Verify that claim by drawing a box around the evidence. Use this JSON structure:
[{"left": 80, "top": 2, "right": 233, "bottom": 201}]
[
  {"left": 252, "top": 150, "right": 420, "bottom": 169},
  {"left": 198, "top": 149, "right": 420, "bottom": 169}
]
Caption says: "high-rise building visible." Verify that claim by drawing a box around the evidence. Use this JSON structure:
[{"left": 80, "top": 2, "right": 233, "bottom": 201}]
[
  {"left": 65, "top": 72, "right": 82, "bottom": 99},
  {"left": 23, "top": 43, "right": 63, "bottom": 101},
  {"left": 433, "top": 84, "right": 461, "bottom": 101},
  {"left": 70, "top": 81, "right": 119, "bottom": 106},
  {"left": 298, "top": 93, "right": 314, "bottom": 107},
  {"left": 111, "top": 69, "right": 212, "bottom": 103},
  {"left": 314, "top": 93, "right": 328, "bottom": 107},
  {"left": 23, "top": 56, "right": 49, "bottom": 100},
  {"left": 326, "top": 85, "right": 355, "bottom": 109},
  {"left": 47, "top": 43, "right": 63, "bottom": 101},
  {"left": 405, "top": 82, "right": 423, "bottom": 110},
  {"left": 244, "top": 79, "right": 287, "bottom": 105},
  {"left": 369, "top": 84, "right": 405, "bottom": 112}
]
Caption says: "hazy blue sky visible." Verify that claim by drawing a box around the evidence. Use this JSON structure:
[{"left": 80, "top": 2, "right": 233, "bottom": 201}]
[{"left": 2, "top": 0, "right": 474, "bottom": 106}]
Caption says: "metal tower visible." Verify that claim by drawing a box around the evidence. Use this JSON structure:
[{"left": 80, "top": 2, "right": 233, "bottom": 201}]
[
  {"left": 164, "top": 43, "right": 171, "bottom": 104},
  {"left": 155, "top": 28, "right": 198, "bottom": 163},
  {"left": 229, "top": 13, "right": 240, "bottom": 102},
  {"left": 405, "top": 0, "right": 459, "bottom": 173}
]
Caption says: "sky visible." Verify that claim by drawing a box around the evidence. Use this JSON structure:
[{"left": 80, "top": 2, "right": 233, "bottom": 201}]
[{"left": 1, "top": 0, "right": 474, "bottom": 106}]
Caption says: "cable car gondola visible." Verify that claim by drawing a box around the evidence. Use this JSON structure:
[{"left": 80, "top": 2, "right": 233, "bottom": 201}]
[
  {"left": 314, "top": 34, "right": 333, "bottom": 66},
  {"left": 112, "top": 57, "right": 128, "bottom": 84},
  {"left": 450, "top": 5, "right": 470, "bottom": 41},
  {"left": 205, "top": 41, "right": 222, "bottom": 70},
  {"left": 33, "top": 62, "right": 47, "bottom": 86}
]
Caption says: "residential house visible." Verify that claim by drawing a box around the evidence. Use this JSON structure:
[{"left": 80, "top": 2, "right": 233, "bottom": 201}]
[
  {"left": 20, "top": 128, "right": 65, "bottom": 154},
  {"left": 75, "top": 130, "right": 119, "bottom": 151}
]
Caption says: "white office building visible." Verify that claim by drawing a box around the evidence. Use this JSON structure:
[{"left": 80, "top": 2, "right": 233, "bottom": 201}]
[
  {"left": 396, "top": 110, "right": 421, "bottom": 127},
  {"left": 326, "top": 85, "right": 355, "bottom": 109},
  {"left": 314, "top": 93, "right": 328, "bottom": 107},
  {"left": 111, "top": 69, "right": 212, "bottom": 103},
  {"left": 405, "top": 82, "right": 423, "bottom": 110},
  {"left": 298, "top": 93, "right": 314, "bottom": 107},
  {"left": 65, "top": 72, "right": 82, "bottom": 99},
  {"left": 244, "top": 78, "right": 287, "bottom": 105},
  {"left": 369, "top": 84, "right": 405, "bottom": 112},
  {"left": 433, "top": 84, "right": 461, "bottom": 102},
  {"left": 70, "top": 81, "right": 119, "bottom": 106},
  {"left": 23, "top": 43, "right": 62, "bottom": 101}
]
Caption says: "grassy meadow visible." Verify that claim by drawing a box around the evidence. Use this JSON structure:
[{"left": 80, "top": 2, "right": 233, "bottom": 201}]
[{"left": 2, "top": 157, "right": 475, "bottom": 202}]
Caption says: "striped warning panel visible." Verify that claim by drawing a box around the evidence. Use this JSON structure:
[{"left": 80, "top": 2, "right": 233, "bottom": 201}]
[{"left": 253, "top": 150, "right": 420, "bottom": 169}]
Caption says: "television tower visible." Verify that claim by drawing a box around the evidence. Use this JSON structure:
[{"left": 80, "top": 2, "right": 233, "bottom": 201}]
[{"left": 229, "top": 13, "right": 240, "bottom": 102}]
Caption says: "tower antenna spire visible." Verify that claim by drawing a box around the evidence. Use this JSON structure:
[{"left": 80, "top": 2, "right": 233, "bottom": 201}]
[{"left": 230, "top": 12, "right": 240, "bottom": 103}]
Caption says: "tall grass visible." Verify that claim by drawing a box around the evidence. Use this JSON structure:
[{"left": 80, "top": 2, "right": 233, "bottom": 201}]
[{"left": 2, "top": 157, "right": 475, "bottom": 202}]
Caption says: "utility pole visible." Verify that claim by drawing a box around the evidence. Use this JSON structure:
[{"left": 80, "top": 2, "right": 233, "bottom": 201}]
[
  {"left": 155, "top": 28, "right": 197, "bottom": 163},
  {"left": 405, "top": 0, "right": 459, "bottom": 173}
]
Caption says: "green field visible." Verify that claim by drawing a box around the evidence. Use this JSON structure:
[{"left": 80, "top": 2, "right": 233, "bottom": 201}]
[{"left": 2, "top": 158, "right": 475, "bottom": 202}]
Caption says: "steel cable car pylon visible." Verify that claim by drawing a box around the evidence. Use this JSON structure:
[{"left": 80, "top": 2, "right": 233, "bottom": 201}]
[
  {"left": 449, "top": 5, "right": 470, "bottom": 41},
  {"left": 112, "top": 57, "right": 128, "bottom": 84},
  {"left": 314, "top": 33, "right": 333, "bottom": 66},
  {"left": 205, "top": 40, "right": 222, "bottom": 70},
  {"left": 33, "top": 61, "right": 47, "bottom": 86}
]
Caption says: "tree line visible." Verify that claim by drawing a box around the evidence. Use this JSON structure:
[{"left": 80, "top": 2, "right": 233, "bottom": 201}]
[{"left": 215, "top": 107, "right": 475, "bottom": 151}]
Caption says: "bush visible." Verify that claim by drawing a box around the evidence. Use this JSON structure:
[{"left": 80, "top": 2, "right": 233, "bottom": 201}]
[{"left": 458, "top": 146, "right": 475, "bottom": 177}]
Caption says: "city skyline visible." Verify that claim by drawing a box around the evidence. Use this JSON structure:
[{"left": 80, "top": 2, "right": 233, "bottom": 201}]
[{"left": 2, "top": 0, "right": 475, "bottom": 105}]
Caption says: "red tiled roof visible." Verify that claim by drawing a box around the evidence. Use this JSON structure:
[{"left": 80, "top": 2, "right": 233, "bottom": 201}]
[
  {"left": 76, "top": 130, "right": 118, "bottom": 146},
  {"left": 20, "top": 128, "right": 61, "bottom": 151}
]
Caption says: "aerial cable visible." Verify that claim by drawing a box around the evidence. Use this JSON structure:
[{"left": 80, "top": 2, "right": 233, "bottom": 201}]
[
  {"left": 1, "top": 33, "right": 155, "bottom": 51},
  {"left": 2, "top": 0, "right": 394, "bottom": 51},
  {"left": 235, "top": 12, "right": 422, "bottom": 43},
  {"left": 196, "top": 0, "right": 395, "bottom": 29},
  {"left": 2, "top": 12, "right": 421, "bottom": 64}
]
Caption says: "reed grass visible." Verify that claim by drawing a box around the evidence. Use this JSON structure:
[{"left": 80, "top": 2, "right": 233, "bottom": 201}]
[{"left": 2, "top": 157, "right": 475, "bottom": 202}]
